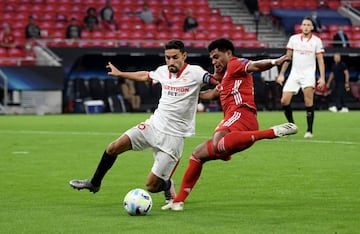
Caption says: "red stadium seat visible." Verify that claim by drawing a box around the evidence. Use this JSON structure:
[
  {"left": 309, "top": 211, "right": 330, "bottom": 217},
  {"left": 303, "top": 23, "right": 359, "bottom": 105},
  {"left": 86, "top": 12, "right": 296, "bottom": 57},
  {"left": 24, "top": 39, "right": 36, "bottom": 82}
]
[
  {"left": 91, "top": 31, "right": 105, "bottom": 40},
  {"left": 221, "top": 16, "right": 232, "bottom": 24},
  {"left": 350, "top": 32, "right": 360, "bottom": 41},
  {"left": 231, "top": 31, "right": 245, "bottom": 41},
  {"left": 181, "top": 32, "right": 194, "bottom": 40},
  {"left": 0, "top": 59, "right": 18, "bottom": 66},
  {"left": 118, "top": 30, "right": 132, "bottom": 40},
  {"left": 243, "top": 32, "right": 257, "bottom": 41},
  {"left": 130, "top": 31, "right": 144, "bottom": 40},
  {"left": 208, "top": 31, "right": 222, "bottom": 40},
  {"left": 304, "top": 1, "right": 317, "bottom": 9},
  {"left": 170, "top": 31, "right": 182, "bottom": 40},
  {"left": 51, "top": 30, "right": 65, "bottom": 39},
  {"left": 219, "top": 24, "right": 232, "bottom": 33},
  {"left": 281, "top": 1, "right": 294, "bottom": 9},
  {"left": 207, "top": 23, "right": 220, "bottom": 32},
  {"left": 140, "top": 41, "right": 163, "bottom": 48},
  {"left": 0, "top": 48, "right": 8, "bottom": 57},
  {"left": 144, "top": 31, "right": 156, "bottom": 40},
  {"left": 194, "top": 32, "right": 207, "bottom": 41},
  {"left": 328, "top": 1, "right": 341, "bottom": 9},
  {"left": 192, "top": 41, "right": 207, "bottom": 48},
  {"left": 7, "top": 48, "right": 25, "bottom": 58},
  {"left": 80, "top": 31, "right": 90, "bottom": 39},
  {"left": 232, "top": 24, "right": 245, "bottom": 32},
  {"left": 156, "top": 31, "right": 171, "bottom": 41},
  {"left": 103, "top": 31, "right": 117, "bottom": 40}
]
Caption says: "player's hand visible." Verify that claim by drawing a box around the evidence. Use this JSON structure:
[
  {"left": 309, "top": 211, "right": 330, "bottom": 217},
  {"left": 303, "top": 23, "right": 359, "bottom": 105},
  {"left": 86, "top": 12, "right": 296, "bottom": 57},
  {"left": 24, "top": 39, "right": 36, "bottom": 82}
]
[
  {"left": 106, "top": 62, "right": 121, "bottom": 77},
  {"left": 345, "top": 83, "right": 350, "bottom": 91},
  {"left": 317, "top": 78, "right": 325, "bottom": 90},
  {"left": 277, "top": 74, "right": 285, "bottom": 86}
]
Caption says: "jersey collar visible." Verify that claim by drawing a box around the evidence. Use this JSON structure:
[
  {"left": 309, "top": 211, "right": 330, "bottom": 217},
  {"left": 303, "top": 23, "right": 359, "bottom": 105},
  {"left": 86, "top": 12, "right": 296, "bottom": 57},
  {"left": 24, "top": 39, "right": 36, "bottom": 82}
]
[{"left": 301, "top": 33, "right": 312, "bottom": 42}]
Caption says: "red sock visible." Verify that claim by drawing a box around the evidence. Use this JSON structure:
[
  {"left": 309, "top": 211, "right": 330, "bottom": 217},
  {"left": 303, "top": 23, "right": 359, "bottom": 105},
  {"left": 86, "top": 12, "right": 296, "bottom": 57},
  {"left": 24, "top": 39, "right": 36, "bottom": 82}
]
[
  {"left": 173, "top": 154, "right": 202, "bottom": 203},
  {"left": 216, "top": 129, "right": 275, "bottom": 154}
]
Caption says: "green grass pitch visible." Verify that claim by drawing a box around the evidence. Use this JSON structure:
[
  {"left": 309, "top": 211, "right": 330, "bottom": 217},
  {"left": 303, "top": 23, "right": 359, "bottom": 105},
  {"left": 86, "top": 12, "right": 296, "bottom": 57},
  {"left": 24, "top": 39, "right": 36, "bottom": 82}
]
[{"left": 0, "top": 111, "right": 359, "bottom": 234}]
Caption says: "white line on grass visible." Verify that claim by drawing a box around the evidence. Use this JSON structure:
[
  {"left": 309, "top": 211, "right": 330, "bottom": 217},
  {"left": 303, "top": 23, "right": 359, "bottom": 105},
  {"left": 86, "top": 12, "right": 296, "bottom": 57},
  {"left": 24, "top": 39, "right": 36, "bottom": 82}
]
[
  {"left": 1, "top": 130, "right": 359, "bottom": 145},
  {"left": 276, "top": 138, "right": 360, "bottom": 145}
]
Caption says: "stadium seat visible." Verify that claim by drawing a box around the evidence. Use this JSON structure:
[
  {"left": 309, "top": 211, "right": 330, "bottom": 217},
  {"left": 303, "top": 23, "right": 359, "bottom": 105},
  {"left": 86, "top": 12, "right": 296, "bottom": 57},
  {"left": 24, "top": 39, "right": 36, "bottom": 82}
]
[
  {"left": 304, "top": 1, "right": 317, "bottom": 9},
  {"left": 7, "top": 48, "right": 25, "bottom": 58},
  {"left": 0, "top": 48, "right": 8, "bottom": 57},
  {"left": 104, "top": 32, "right": 118, "bottom": 40},
  {"left": 208, "top": 31, "right": 222, "bottom": 40},
  {"left": 231, "top": 31, "right": 245, "bottom": 41},
  {"left": 181, "top": 32, "right": 194, "bottom": 40},
  {"left": 130, "top": 31, "right": 144, "bottom": 40},
  {"left": 140, "top": 41, "right": 163, "bottom": 48},
  {"left": 219, "top": 23, "right": 232, "bottom": 33},
  {"left": 51, "top": 30, "right": 65, "bottom": 39},
  {"left": 194, "top": 32, "right": 207, "bottom": 41},
  {"left": 0, "top": 59, "right": 18, "bottom": 66},
  {"left": 90, "top": 31, "right": 105, "bottom": 40},
  {"left": 156, "top": 31, "right": 171, "bottom": 41}
]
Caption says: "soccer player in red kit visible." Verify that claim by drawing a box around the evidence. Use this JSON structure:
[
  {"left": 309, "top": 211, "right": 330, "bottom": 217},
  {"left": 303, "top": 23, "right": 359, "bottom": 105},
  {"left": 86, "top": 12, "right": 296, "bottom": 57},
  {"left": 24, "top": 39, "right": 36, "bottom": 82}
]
[{"left": 162, "top": 38, "right": 298, "bottom": 211}]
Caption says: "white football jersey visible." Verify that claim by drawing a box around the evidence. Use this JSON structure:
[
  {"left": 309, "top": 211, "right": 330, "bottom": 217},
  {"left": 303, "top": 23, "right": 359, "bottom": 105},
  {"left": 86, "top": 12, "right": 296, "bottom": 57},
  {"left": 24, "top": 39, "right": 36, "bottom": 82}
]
[
  {"left": 146, "top": 64, "right": 209, "bottom": 137},
  {"left": 287, "top": 33, "right": 324, "bottom": 79}
]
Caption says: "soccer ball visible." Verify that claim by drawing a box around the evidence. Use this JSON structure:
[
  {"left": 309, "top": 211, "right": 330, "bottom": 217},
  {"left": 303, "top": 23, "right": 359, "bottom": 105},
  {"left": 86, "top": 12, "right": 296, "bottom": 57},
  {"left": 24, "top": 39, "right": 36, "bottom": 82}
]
[
  {"left": 123, "top": 188, "right": 152, "bottom": 216},
  {"left": 197, "top": 102, "right": 205, "bottom": 112}
]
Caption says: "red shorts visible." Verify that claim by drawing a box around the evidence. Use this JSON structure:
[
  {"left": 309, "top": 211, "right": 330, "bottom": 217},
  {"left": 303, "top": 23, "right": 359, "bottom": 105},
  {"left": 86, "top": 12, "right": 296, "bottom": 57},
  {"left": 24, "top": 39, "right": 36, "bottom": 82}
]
[
  {"left": 215, "top": 107, "right": 259, "bottom": 133},
  {"left": 211, "top": 107, "right": 259, "bottom": 161}
]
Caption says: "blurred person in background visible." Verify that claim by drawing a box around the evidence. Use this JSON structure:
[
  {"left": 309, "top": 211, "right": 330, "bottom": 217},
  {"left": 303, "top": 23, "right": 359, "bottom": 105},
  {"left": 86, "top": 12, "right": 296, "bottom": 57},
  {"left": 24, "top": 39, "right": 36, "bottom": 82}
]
[
  {"left": 25, "top": 16, "right": 41, "bottom": 39},
  {"left": 125, "top": 2, "right": 154, "bottom": 24},
  {"left": 183, "top": 9, "right": 198, "bottom": 32},
  {"left": 100, "top": 0, "right": 118, "bottom": 31},
  {"left": 327, "top": 53, "right": 350, "bottom": 113},
  {"left": 155, "top": 9, "right": 173, "bottom": 31},
  {"left": 66, "top": 18, "right": 82, "bottom": 39},
  {"left": 261, "top": 54, "right": 280, "bottom": 110},
  {"left": 83, "top": 7, "right": 100, "bottom": 31},
  {"left": 332, "top": 26, "right": 350, "bottom": 48},
  {"left": 120, "top": 79, "right": 141, "bottom": 112},
  {"left": 0, "top": 24, "right": 17, "bottom": 49}
]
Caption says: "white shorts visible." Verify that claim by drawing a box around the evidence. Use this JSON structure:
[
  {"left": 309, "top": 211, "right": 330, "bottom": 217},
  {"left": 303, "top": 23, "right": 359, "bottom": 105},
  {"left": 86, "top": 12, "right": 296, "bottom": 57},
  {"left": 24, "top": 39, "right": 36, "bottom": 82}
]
[
  {"left": 124, "top": 122, "right": 184, "bottom": 180},
  {"left": 283, "top": 75, "right": 315, "bottom": 94}
]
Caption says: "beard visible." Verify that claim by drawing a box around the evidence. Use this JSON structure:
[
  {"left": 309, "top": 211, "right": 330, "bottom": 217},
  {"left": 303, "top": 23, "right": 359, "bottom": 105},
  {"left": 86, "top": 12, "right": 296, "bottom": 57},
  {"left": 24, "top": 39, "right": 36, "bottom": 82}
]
[{"left": 168, "top": 65, "right": 179, "bottom": 73}]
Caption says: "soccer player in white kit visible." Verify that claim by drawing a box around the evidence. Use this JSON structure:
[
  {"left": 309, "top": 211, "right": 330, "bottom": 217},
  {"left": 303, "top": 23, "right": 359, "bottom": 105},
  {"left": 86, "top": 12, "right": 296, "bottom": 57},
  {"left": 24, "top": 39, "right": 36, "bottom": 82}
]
[
  {"left": 277, "top": 16, "right": 325, "bottom": 138},
  {"left": 69, "top": 40, "right": 217, "bottom": 203}
]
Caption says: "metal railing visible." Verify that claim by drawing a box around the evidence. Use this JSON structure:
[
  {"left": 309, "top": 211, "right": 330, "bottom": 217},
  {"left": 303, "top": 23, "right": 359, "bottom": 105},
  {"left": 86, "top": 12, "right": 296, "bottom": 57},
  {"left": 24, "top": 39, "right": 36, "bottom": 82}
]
[{"left": 0, "top": 69, "right": 8, "bottom": 114}]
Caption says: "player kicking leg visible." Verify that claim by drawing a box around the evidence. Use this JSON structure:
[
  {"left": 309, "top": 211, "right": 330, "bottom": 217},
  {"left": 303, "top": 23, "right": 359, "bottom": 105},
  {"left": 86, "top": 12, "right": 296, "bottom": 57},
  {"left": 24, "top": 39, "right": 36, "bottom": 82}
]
[{"left": 162, "top": 122, "right": 298, "bottom": 211}]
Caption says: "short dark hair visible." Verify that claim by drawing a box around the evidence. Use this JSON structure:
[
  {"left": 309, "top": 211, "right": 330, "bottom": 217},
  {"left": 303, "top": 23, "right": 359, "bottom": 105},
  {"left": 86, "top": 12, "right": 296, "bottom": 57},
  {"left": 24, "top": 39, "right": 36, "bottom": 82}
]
[
  {"left": 165, "top": 40, "right": 185, "bottom": 53},
  {"left": 207, "top": 38, "right": 235, "bottom": 54},
  {"left": 303, "top": 16, "right": 314, "bottom": 27}
]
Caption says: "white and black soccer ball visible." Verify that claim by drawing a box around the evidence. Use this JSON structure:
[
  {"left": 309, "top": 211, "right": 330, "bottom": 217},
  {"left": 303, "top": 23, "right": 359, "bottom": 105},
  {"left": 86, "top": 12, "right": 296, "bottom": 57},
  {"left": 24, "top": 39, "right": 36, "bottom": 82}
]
[
  {"left": 123, "top": 188, "right": 152, "bottom": 216},
  {"left": 197, "top": 102, "right": 205, "bottom": 112}
]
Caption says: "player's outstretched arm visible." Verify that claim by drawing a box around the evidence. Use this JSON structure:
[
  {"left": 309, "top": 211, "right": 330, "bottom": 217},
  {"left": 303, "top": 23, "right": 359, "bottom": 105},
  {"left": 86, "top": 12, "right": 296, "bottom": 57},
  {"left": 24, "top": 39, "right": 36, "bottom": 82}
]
[
  {"left": 106, "top": 62, "right": 149, "bottom": 82},
  {"left": 247, "top": 55, "right": 291, "bottom": 73},
  {"left": 200, "top": 88, "right": 219, "bottom": 100}
]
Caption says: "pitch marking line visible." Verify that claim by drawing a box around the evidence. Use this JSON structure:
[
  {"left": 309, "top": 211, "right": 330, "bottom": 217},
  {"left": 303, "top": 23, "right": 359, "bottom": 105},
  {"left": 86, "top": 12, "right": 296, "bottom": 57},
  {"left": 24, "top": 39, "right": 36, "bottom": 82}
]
[{"left": 1, "top": 130, "right": 359, "bottom": 145}]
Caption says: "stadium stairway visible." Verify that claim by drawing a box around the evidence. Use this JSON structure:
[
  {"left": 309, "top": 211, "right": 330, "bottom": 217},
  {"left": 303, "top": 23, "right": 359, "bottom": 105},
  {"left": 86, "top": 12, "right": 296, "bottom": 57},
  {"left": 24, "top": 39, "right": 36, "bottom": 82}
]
[{"left": 208, "top": 0, "right": 288, "bottom": 47}]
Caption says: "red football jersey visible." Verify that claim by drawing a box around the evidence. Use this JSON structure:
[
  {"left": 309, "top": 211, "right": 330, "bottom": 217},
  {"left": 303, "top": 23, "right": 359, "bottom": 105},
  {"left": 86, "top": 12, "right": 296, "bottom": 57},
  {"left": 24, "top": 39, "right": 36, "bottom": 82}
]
[{"left": 218, "top": 57, "right": 256, "bottom": 115}]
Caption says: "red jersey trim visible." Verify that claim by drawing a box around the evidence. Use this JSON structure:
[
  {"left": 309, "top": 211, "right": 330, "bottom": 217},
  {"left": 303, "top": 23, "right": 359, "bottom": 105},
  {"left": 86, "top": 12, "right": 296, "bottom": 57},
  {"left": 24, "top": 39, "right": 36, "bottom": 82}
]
[{"left": 146, "top": 72, "right": 152, "bottom": 81}]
